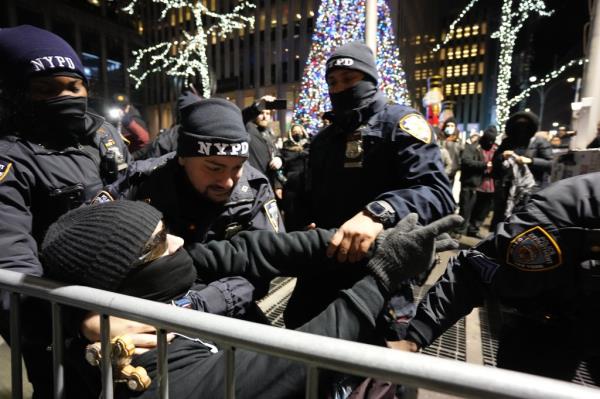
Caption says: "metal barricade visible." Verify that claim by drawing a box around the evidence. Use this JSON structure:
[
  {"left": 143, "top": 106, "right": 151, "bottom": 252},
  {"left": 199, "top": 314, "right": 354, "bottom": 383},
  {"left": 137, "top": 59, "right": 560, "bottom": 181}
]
[{"left": 1, "top": 268, "right": 598, "bottom": 399}]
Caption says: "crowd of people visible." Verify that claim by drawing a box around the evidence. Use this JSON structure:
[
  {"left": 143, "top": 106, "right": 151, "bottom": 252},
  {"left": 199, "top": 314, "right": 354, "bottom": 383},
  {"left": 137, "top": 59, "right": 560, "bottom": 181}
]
[{"left": 1, "top": 24, "right": 600, "bottom": 398}]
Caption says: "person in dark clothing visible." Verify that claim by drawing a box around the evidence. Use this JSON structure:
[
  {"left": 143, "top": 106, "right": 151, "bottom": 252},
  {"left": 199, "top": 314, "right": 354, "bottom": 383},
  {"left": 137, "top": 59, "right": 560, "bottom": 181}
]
[
  {"left": 586, "top": 121, "right": 600, "bottom": 148},
  {"left": 284, "top": 41, "right": 455, "bottom": 337},
  {"left": 396, "top": 172, "right": 600, "bottom": 383},
  {"left": 131, "top": 98, "right": 284, "bottom": 301},
  {"left": 525, "top": 131, "right": 553, "bottom": 191},
  {"left": 244, "top": 96, "right": 284, "bottom": 196},
  {"left": 469, "top": 127, "right": 497, "bottom": 237},
  {"left": 281, "top": 124, "right": 311, "bottom": 230},
  {"left": 491, "top": 111, "right": 539, "bottom": 229},
  {"left": 440, "top": 117, "right": 462, "bottom": 185},
  {"left": 132, "top": 90, "right": 203, "bottom": 160},
  {"left": 0, "top": 25, "right": 163, "bottom": 398},
  {"left": 119, "top": 104, "right": 150, "bottom": 153},
  {"left": 40, "top": 200, "right": 462, "bottom": 399},
  {"left": 456, "top": 131, "right": 488, "bottom": 236}
]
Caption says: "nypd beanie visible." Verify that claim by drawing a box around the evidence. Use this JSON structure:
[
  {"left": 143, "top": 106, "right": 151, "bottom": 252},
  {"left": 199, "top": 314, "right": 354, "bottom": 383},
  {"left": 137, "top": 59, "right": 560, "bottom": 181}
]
[
  {"left": 0, "top": 25, "right": 87, "bottom": 86},
  {"left": 177, "top": 97, "right": 250, "bottom": 158},
  {"left": 326, "top": 41, "right": 379, "bottom": 85}
]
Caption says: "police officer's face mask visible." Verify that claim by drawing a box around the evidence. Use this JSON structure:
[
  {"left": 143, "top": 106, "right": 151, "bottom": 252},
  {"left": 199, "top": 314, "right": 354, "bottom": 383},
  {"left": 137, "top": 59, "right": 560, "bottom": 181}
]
[
  {"left": 329, "top": 79, "right": 377, "bottom": 115},
  {"left": 31, "top": 95, "right": 88, "bottom": 140}
]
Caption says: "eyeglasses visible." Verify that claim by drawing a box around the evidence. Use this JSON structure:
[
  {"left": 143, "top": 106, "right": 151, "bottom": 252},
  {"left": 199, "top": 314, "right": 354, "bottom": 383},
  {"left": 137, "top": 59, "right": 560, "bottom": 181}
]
[{"left": 132, "top": 225, "right": 169, "bottom": 267}]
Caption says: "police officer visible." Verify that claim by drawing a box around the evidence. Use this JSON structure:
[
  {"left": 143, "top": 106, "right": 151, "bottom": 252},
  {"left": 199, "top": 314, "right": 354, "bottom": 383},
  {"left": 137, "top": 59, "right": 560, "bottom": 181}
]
[
  {"left": 285, "top": 41, "right": 455, "bottom": 332},
  {"left": 131, "top": 98, "right": 284, "bottom": 298},
  {"left": 0, "top": 25, "right": 148, "bottom": 397},
  {"left": 397, "top": 172, "right": 600, "bottom": 382}
]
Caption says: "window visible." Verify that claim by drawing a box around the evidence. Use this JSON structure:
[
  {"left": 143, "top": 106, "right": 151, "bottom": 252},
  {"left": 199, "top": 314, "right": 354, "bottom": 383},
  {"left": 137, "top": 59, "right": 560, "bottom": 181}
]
[
  {"left": 470, "top": 63, "right": 477, "bottom": 75},
  {"left": 415, "top": 70, "right": 421, "bottom": 80},
  {"left": 440, "top": 48, "right": 446, "bottom": 60},
  {"left": 445, "top": 85, "right": 452, "bottom": 95},
  {"left": 480, "top": 43, "right": 486, "bottom": 55},
  {"left": 468, "top": 82, "right": 476, "bottom": 95},
  {"left": 460, "top": 83, "right": 467, "bottom": 95},
  {"left": 456, "top": 27, "right": 463, "bottom": 39},
  {"left": 453, "top": 65, "right": 460, "bottom": 76},
  {"left": 448, "top": 48, "right": 454, "bottom": 60},
  {"left": 464, "top": 26, "right": 471, "bottom": 37},
  {"left": 461, "top": 64, "right": 468, "bottom": 76},
  {"left": 470, "top": 44, "right": 478, "bottom": 57},
  {"left": 479, "top": 62, "right": 485, "bottom": 74},
  {"left": 446, "top": 66, "right": 453, "bottom": 78},
  {"left": 472, "top": 24, "right": 479, "bottom": 35},
  {"left": 463, "top": 45, "right": 470, "bottom": 58},
  {"left": 415, "top": 55, "right": 421, "bottom": 65}
]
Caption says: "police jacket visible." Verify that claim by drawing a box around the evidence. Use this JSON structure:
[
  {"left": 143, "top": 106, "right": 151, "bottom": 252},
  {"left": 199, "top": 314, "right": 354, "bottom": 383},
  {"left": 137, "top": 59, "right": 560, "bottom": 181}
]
[
  {"left": 405, "top": 173, "right": 600, "bottom": 348},
  {"left": 300, "top": 93, "right": 455, "bottom": 228},
  {"left": 132, "top": 158, "right": 285, "bottom": 244},
  {"left": 0, "top": 113, "right": 138, "bottom": 285}
]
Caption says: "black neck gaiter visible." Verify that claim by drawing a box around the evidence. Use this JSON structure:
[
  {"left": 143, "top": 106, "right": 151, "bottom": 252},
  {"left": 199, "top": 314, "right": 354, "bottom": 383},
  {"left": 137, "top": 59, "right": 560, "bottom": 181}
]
[
  {"left": 28, "top": 95, "right": 88, "bottom": 143},
  {"left": 119, "top": 247, "right": 197, "bottom": 303},
  {"left": 329, "top": 80, "right": 377, "bottom": 116}
]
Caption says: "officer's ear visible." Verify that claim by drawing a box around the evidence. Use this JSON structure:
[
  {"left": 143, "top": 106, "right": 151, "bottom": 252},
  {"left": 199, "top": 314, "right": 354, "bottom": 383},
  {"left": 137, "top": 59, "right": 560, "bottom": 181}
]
[{"left": 178, "top": 156, "right": 186, "bottom": 167}]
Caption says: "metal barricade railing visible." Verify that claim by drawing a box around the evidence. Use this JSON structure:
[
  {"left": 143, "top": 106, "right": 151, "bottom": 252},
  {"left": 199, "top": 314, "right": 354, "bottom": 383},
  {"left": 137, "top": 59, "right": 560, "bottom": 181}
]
[{"left": 1, "top": 268, "right": 599, "bottom": 399}]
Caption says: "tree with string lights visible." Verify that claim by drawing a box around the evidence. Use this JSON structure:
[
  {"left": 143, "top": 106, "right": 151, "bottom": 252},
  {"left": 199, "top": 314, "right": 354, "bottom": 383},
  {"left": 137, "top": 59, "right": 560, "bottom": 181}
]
[
  {"left": 492, "top": 0, "right": 554, "bottom": 133},
  {"left": 293, "top": 0, "right": 410, "bottom": 134},
  {"left": 123, "top": 0, "right": 255, "bottom": 98}
]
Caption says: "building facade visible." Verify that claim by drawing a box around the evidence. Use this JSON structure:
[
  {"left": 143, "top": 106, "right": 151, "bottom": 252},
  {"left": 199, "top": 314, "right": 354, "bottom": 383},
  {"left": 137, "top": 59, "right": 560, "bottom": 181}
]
[{"left": 396, "top": 0, "right": 499, "bottom": 133}]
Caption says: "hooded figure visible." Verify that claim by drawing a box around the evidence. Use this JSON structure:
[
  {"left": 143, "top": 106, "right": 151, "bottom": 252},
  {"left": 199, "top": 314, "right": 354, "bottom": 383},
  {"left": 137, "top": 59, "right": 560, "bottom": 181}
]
[{"left": 491, "top": 111, "right": 540, "bottom": 229}]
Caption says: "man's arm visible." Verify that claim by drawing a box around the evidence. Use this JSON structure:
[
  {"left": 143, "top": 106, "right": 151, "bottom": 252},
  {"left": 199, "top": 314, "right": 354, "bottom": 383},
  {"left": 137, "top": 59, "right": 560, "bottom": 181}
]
[
  {"left": 377, "top": 136, "right": 456, "bottom": 225},
  {"left": 328, "top": 134, "right": 456, "bottom": 263},
  {"left": 404, "top": 249, "right": 489, "bottom": 348},
  {"left": 186, "top": 228, "right": 335, "bottom": 283}
]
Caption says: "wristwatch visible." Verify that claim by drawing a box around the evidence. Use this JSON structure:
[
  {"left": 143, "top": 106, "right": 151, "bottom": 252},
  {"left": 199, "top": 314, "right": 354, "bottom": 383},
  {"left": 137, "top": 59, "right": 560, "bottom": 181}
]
[{"left": 364, "top": 200, "right": 396, "bottom": 227}]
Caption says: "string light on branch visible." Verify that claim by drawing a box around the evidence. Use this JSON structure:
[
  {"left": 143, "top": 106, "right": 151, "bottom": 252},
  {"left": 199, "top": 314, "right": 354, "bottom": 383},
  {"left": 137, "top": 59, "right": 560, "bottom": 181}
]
[
  {"left": 124, "top": 0, "right": 255, "bottom": 97},
  {"left": 293, "top": 0, "right": 409, "bottom": 134},
  {"left": 509, "top": 58, "right": 588, "bottom": 108},
  {"left": 431, "top": 0, "right": 481, "bottom": 53},
  {"left": 492, "top": 0, "right": 553, "bottom": 133}
]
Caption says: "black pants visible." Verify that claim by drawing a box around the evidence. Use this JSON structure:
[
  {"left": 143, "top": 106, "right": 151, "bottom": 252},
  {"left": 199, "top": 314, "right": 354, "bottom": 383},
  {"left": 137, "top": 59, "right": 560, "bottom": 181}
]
[
  {"left": 457, "top": 187, "right": 478, "bottom": 234},
  {"left": 470, "top": 191, "right": 494, "bottom": 233}
]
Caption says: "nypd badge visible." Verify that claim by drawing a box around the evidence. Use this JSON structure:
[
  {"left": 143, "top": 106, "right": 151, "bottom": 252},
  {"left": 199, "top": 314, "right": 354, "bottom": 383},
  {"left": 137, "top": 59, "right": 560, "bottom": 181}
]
[
  {"left": 506, "top": 226, "right": 562, "bottom": 271},
  {"left": 344, "top": 131, "right": 364, "bottom": 168},
  {"left": 0, "top": 161, "right": 13, "bottom": 183},
  {"left": 264, "top": 199, "right": 280, "bottom": 232},
  {"left": 398, "top": 114, "right": 432, "bottom": 144}
]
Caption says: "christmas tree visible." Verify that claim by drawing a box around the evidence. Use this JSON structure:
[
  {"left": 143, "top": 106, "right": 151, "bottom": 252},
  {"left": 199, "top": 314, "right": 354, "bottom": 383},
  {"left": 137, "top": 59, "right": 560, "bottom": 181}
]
[{"left": 293, "top": 0, "right": 410, "bottom": 134}]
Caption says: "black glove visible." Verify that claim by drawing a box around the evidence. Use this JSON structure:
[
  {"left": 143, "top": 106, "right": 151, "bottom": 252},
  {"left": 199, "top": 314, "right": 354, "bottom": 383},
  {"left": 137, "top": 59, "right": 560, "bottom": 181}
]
[{"left": 367, "top": 213, "right": 463, "bottom": 295}]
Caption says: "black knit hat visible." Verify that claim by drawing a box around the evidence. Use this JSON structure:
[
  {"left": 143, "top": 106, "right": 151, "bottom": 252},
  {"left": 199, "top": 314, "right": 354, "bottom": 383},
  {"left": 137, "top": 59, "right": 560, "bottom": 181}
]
[
  {"left": 0, "top": 25, "right": 87, "bottom": 86},
  {"left": 505, "top": 111, "right": 539, "bottom": 138},
  {"left": 41, "top": 201, "right": 162, "bottom": 291},
  {"left": 326, "top": 41, "right": 380, "bottom": 84},
  {"left": 177, "top": 97, "right": 249, "bottom": 158}
]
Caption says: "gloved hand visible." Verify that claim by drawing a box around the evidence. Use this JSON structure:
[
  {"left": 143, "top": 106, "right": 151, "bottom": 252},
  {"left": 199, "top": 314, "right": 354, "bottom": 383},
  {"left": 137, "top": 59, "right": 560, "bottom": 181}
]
[{"left": 367, "top": 213, "right": 463, "bottom": 295}]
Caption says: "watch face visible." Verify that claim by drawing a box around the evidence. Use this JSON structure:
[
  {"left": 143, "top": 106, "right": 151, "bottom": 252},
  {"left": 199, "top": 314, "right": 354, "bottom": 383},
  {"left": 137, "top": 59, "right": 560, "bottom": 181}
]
[{"left": 369, "top": 202, "right": 387, "bottom": 216}]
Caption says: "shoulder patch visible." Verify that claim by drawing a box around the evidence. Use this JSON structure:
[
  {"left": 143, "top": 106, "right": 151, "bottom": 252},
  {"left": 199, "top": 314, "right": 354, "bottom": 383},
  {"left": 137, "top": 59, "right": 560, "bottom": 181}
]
[
  {"left": 263, "top": 199, "right": 280, "bottom": 233},
  {"left": 0, "top": 161, "right": 13, "bottom": 183},
  {"left": 397, "top": 113, "right": 432, "bottom": 144},
  {"left": 506, "top": 226, "right": 562, "bottom": 271}
]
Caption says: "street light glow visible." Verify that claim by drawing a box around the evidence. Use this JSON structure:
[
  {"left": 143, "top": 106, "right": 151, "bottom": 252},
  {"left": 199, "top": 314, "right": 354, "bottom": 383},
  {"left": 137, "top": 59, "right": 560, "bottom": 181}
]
[
  {"left": 552, "top": 122, "right": 559, "bottom": 127},
  {"left": 566, "top": 77, "right": 576, "bottom": 83},
  {"left": 529, "top": 76, "right": 538, "bottom": 83}
]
